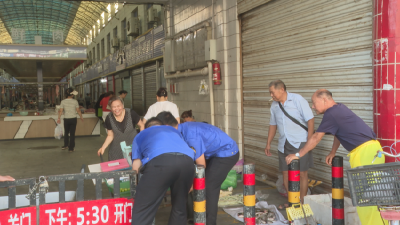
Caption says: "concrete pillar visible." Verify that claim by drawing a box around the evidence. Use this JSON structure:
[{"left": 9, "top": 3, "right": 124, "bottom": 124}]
[
  {"left": 94, "top": 24, "right": 99, "bottom": 37},
  {"left": 138, "top": 5, "right": 147, "bottom": 34},
  {"left": 111, "top": 3, "right": 116, "bottom": 16},
  {"left": 373, "top": 0, "right": 400, "bottom": 162},
  {"left": 104, "top": 12, "right": 109, "bottom": 25},
  {"left": 37, "top": 62, "right": 44, "bottom": 111}
]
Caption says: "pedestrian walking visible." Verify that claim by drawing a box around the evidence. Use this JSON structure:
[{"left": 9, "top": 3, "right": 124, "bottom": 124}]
[{"left": 57, "top": 88, "right": 83, "bottom": 152}]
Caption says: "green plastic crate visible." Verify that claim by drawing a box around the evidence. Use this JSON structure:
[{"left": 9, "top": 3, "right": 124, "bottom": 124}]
[{"left": 106, "top": 180, "right": 131, "bottom": 197}]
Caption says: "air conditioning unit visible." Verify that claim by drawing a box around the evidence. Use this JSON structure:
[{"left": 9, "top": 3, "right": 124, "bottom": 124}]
[
  {"left": 147, "top": 7, "right": 158, "bottom": 23},
  {"left": 112, "top": 37, "right": 119, "bottom": 48},
  {"left": 127, "top": 17, "right": 140, "bottom": 36}
]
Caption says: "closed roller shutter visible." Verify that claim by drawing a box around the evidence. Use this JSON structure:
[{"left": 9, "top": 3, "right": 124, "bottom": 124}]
[
  {"left": 92, "top": 81, "right": 97, "bottom": 102},
  {"left": 159, "top": 61, "right": 166, "bottom": 88},
  {"left": 238, "top": 0, "right": 272, "bottom": 14},
  {"left": 240, "top": 0, "right": 373, "bottom": 194},
  {"left": 144, "top": 63, "right": 157, "bottom": 111},
  {"left": 95, "top": 81, "right": 99, "bottom": 101},
  {"left": 107, "top": 76, "right": 113, "bottom": 92},
  {"left": 123, "top": 77, "right": 132, "bottom": 109},
  {"left": 132, "top": 68, "right": 144, "bottom": 116},
  {"left": 115, "top": 78, "right": 122, "bottom": 95}
]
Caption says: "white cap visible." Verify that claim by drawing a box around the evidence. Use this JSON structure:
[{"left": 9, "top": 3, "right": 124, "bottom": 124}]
[{"left": 71, "top": 90, "right": 78, "bottom": 95}]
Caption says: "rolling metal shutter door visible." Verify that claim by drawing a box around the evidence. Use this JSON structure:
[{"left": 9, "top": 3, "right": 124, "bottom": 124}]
[
  {"left": 132, "top": 68, "right": 144, "bottom": 116},
  {"left": 107, "top": 76, "right": 113, "bottom": 92},
  {"left": 237, "top": 0, "right": 272, "bottom": 14},
  {"left": 95, "top": 82, "right": 99, "bottom": 101},
  {"left": 159, "top": 61, "right": 166, "bottom": 88},
  {"left": 115, "top": 78, "right": 122, "bottom": 95},
  {"left": 92, "top": 81, "right": 97, "bottom": 102},
  {"left": 123, "top": 77, "right": 132, "bottom": 109},
  {"left": 144, "top": 63, "right": 157, "bottom": 112},
  {"left": 240, "top": 0, "right": 373, "bottom": 194}
]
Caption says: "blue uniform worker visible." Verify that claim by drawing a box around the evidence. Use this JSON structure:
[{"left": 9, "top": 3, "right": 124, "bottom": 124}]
[
  {"left": 131, "top": 122, "right": 195, "bottom": 225},
  {"left": 157, "top": 112, "right": 239, "bottom": 225}
]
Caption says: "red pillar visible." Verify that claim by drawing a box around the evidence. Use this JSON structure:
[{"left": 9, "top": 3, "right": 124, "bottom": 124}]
[{"left": 374, "top": 0, "right": 400, "bottom": 162}]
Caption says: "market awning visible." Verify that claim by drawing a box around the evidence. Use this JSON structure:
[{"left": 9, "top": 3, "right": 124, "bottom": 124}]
[{"left": 0, "top": 44, "right": 86, "bottom": 82}]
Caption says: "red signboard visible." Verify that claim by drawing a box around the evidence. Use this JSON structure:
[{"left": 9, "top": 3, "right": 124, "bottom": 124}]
[
  {"left": 40, "top": 198, "right": 134, "bottom": 225},
  {"left": 0, "top": 206, "right": 37, "bottom": 225}
]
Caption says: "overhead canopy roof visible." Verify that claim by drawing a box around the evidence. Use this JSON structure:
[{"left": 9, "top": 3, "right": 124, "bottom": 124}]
[
  {"left": 0, "top": 0, "right": 107, "bottom": 45},
  {"left": 0, "top": 59, "right": 82, "bottom": 82},
  {"left": 0, "top": 44, "right": 87, "bottom": 82},
  {"left": 65, "top": 0, "right": 168, "bottom": 3}
]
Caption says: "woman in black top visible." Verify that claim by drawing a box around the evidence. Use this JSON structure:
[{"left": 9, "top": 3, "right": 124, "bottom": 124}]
[{"left": 97, "top": 96, "right": 144, "bottom": 161}]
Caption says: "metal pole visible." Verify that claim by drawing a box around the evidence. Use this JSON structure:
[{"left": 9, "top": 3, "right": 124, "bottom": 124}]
[
  {"left": 37, "top": 62, "right": 44, "bottom": 111},
  {"left": 332, "top": 156, "right": 344, "bottom": 225},
  {"left": 243, "top": 162, "right": 255, "bottom": 225},
  {"left": 193, "top": 165, "right": 206, "bottom": 225},
  {"left": 288, "top": 159, "right": 300, "bottom": 206},
  {"left": 207, "top": 61, "right": 215, "bottom": 125}
]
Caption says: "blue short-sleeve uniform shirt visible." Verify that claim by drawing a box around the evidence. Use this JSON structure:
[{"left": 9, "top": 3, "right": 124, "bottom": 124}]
[
  {"left": 178, "top": 122, "right": 239, "bottom": 160},
  {"left": 132, "top": 125, "right": 195, "bottom": 165}
]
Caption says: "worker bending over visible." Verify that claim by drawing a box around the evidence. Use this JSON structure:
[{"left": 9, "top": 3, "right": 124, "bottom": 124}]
[
  {"left": 157, "top": 112, "right": 239, "bottom": 225},
  {"left": 285, "top": 89, "right": 387, "bottom": 225},
  {"left": 131, "top": 117, "right": 195, "bottom": 225}
]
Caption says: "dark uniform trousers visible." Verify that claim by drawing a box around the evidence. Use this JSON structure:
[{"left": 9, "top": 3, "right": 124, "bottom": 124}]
[
  {"left": 205, "top": 152, "right": 239, "bottom": 225},
  {"left": 131, "top": 153, "right": 195, "bottom": 225},
  {"left": 63, "top": 118, "right": 77, "bottom": 150}
]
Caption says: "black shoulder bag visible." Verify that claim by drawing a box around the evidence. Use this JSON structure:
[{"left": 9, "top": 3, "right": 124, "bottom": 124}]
[{"left": 278, "top": 102, "right": 309, "bottom": 132}]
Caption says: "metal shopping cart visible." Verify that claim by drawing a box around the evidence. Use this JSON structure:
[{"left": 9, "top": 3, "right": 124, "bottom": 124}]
[{"left": 346, "top": 151, "right": 400, "bottom": 225}]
